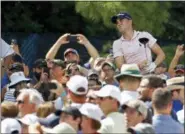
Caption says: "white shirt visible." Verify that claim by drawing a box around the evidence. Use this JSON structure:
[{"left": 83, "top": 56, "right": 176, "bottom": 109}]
[
  {"left": 98, "top": 112, "right": 127, "bottom": 133},
  {"left": 177, "top": 106, "right": 184, "bottom": 125},
  {"left": 1, "top": 39, "right": 14, "bottom": 58},
  {"left": 113, "top": 31, "right": 157, "bottom": 73},
  {"left": 121, "top": 90, "right": 139, "bottom": 105}
]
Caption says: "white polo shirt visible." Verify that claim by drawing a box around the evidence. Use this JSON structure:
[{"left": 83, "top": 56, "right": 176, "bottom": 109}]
[
  {"left": 113, "top": 31, "right": 157, "bottom": 70},
  {"left": 98, "top": 112, "right": 127, "bottom": 133},
  {"left": 121, "top": 90, "right": 139, "bottom": 105}
]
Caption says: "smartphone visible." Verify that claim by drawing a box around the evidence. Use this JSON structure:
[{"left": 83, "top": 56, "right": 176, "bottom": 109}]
[
  {"left": 43, "top": 67, "right": 50, "bottom": 78},
  {"left": 139, "top": 38, "right": 149, "bottom": 44},
  {"left": 67, "top": 35, "right": 78, "bottom": 42}
]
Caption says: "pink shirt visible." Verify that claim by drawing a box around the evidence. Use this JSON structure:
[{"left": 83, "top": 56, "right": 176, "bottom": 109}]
[{"left": 113, "top": 31, "right": 157, "bottom": 74}]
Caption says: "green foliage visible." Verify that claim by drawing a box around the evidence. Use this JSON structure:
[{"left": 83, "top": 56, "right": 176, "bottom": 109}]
[
  {"left": 162, "top": 2, "right": 185, "bottom": 40},
  {"left": 2, "top": 1, "right": 184, "bottom": 40},
  {"left": 75, "top": 2, "right": 171, "bottom": 36}
]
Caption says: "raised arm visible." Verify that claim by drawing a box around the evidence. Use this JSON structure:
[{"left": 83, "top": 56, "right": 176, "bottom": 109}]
[
  {"left": 168, "top": 44, "right": 184, "bottom": 77},
  {"left": 76, "top": 34, "right": 99, "bottom": 59},
  {"left": 45, "top": 34, "right": 70, "bottom": 60}
]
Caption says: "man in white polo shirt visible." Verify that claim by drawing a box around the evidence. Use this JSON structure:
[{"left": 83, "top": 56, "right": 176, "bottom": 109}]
[
  {"left": 111, "top": 12, "right": 165, "bottom": 74},
  {"left": 95, "top": 85, "right": 127, "bottom": 133}
]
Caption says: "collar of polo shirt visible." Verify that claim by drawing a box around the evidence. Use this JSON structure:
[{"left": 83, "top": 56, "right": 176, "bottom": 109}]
[{"left": 120, "top": 30, "right": 140, "bottom": 41}]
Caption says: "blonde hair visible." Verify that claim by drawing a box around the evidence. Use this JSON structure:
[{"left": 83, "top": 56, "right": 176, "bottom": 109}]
[
  {"left": 36, "top": 102, "right": 55, "bottom": 118},
  {"left": 1, "top": 101, "right": 19, "bottom": 118}
]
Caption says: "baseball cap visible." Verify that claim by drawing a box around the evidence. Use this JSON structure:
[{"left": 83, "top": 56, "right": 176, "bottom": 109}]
[
  {"left": 9, "top": 71, "right": 30, "bottom": 88},
  {"left": 64, "top": 48, "right": 79, "bottom": 57},
  {"left": 67, "top": 75, "right": 88, "bottom": 95},
  {"left": 111, "top": 12, "right": 132, "bottom": 24},
  {"left": 61, "top": 106, "right": 82, "bottom": 118},
  {"left": 1, "top": 118, "right": 22, "bottom": 134},
  {"left": 122, "top": 100, "right": 148, "bottom": 119},
  {"left": 88, "top": 69, "right": 99, "bottom": 77},
  {"left": 8, "top": 63, "right": 24, "bottom": 72},
  {"left": 101, "top": 61, "right": 116, "bottom": 70},
  {"left": 93, "top": 57, "right": 106, "bottom": 72},
  {"left": 175, "top": 64, "right": 184, "bottom": 73},
  {"left": 52, "top": 59, "right": 66, "bottom": 69},
  {"left": 79, "top": 103, "right": 104, "bottom": 122},
  {"left": 167, "top": 76, "right": 185, "bottom": 91},
  {"left": 33, "top": 59, "right": 47, "bottom": 68},
  {"left": 94, "top": 85, "right": 122, "bottom": 104},
  {"left": 18, "top": 114, "right": 38, "bottom": 126},
  {"left": 42, "top": 122, "right": 76, "bottom": 134}
]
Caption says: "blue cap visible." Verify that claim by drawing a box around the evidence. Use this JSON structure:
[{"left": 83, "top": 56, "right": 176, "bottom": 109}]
[
  {"left": 64, "top": 48, "right": 79, "bottom": 57},
  {"left": 39, "top": 113, "right": 60, "bottom": 128},
  {"left": 111, "top": 12, "right": 132, "bottom": 24}
]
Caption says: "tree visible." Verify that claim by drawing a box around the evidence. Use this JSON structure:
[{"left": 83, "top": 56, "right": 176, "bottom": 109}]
[
  {"left": 75, "top": 1, "right": 171, "bottom": 36},
  {"left": 1, "top": 1, "right": 85, "bottom": 33},
  {"left": 162, "top": 1, "right": 185, "bottom": 40}
]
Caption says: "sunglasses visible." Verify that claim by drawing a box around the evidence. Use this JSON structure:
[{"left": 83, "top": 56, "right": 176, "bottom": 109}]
[{"left": 16, "top": 100, "right": 24, "bottom": 104}]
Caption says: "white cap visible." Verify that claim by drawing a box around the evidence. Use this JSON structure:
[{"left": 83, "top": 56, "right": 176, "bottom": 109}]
[
  {"left": 95, "top": 85, "right": 121, "bottom": 104},
  {"left": 79, "top": 103, "right": 104, "bottom": 122},
  {"left": 9, "top": 71, "right": 30, "bottom": 88},
  {"left": 1, "top": 39, "right": 14, "bottom": 58},
  {"left": 42, "top": 122, "right": 76, "bottom": 133},
  {"left": 18, "top": 114, "right": 38, "bottom": 126},
  {"left": 122, "top": 100, "right": 148, "bottom": 119},
  {"left": 1, "top": 118, "right": 22, "bottom": 134},
  {"left": 67, "top": 75, "right": 88, "bottom": 95},
  {"left": 167, "top": 76, "right": 184, "bottom": 91}
]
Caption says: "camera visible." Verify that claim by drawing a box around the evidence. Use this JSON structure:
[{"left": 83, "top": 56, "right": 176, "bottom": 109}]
[{"left": 67, "top": 35, "right": 78, "bottom": 42}]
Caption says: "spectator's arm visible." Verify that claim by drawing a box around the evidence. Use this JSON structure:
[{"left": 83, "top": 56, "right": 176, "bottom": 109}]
[
  {"left": 10, "top": 43, "right": 21, "bottom": 55},
  {"left": 115, "top": 56, "right": 125, "bottom": 70},
  {"left": 76, "top": 34, "right": 99, "bottom": 60},
  {"left": 45, "top": 34, "right": 70, "bottom": 60},
  {"left": 151, "top": 43, "right": 165, "bottom": 66},
  {"left": 168, "top": 44, "right": 184, "bottom": 77}
]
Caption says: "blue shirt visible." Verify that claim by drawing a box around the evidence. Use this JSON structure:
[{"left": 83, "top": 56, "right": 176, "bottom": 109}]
[
  {"left": 152, "top": 114, "right": 184, "bottom": 134},
  {"left": 173, "top": 100, "right": 183, "bottom": 112},
  {"left": 1, "top": 73, "right": 10, "bottom": 89}
]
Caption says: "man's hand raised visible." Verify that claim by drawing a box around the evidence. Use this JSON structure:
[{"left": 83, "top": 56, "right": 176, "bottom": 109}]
[{"left": 57, "top": 33, "right": 70, "bottom": 45}]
